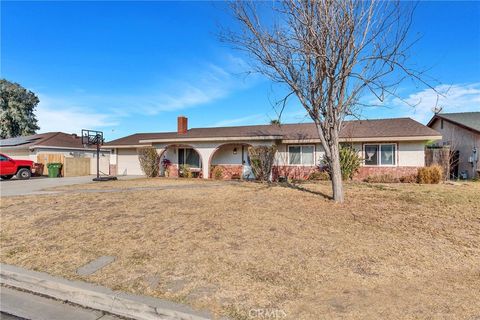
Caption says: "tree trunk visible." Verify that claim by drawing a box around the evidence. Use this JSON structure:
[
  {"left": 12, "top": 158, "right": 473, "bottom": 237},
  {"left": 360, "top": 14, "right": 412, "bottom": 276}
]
[{"left": 329, "top": 143, "right": 345, "bottom": 203}]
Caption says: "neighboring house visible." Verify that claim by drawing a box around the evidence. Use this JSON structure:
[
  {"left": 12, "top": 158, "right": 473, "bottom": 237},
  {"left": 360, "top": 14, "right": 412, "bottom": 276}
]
[
  {"left": 0, "top": 132, "right": 110, "bottom": 175},
  {"left": 104, "top": 116, "right": 441, "bottom": 180},
  {"left": 427, "top": 112, "right": 480, "bottom": 179}
]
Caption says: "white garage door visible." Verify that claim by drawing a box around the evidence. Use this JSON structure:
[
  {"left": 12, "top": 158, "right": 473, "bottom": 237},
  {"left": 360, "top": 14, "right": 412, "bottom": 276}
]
[
  {"left": 90, "top": 154, "right": 110, "bottom": 175},
  {"left": 117, "top": 148, "right": 143, "bottom": 175}
]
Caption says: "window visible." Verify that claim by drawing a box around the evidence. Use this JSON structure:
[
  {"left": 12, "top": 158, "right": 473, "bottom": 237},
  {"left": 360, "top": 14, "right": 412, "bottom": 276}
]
[
  {"left": 288, "top": 145, "right": 315, "bottom": 165},
  {"left": 0, "top": 155, "right": 8, "bottom": 161},
  {"left": 178, "top": 148, "right": 200, "bottom": 168},
  {"left": 441, "top": 119, "right": 444, "bottom": 129},
  {"left": 364, "top": 144, "right": 396, "bottom": 166},
  {"left": 364, "top": 145, "right": 378, "bottom": 165},
  {"left": 380, "top": 144, "right": 395, "bottom": 165}
]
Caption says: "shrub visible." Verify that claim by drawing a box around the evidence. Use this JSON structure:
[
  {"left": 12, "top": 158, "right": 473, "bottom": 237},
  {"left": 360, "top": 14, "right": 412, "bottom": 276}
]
[
  {"left": 179, "top": 165, "right": 193, "bottom": 178},
  {"left": 138, "top": 147, "right": 160, "bottom": 177},
  {"left": 308, "top": 170, "right": 330, "bottom": 181},
  {"left": 417, "top": 165, "right": 443, "bottom": 184},
  {"left": 231, "top": 173, "right": 241, "bottom": 180},
  {"left": 399, "top": 173, "right": 418, "bottom": 183},
  {"left": 364, "top": 174, "right": 399, "bottom": 183},
  {"left": 339, "top": 145, "right": 362, "bottom": 180},
  {"left": 323, "top": 144, "right": 361, "bottom": 180},
  {"left": 161, "top": 158, "right": 172, "bottom": 177},
  {"left": 212, "top": 165, "right": 224, "bottom": 180},
  {"left": 248, "top": 145, "right": 277, "bottom": 182}
]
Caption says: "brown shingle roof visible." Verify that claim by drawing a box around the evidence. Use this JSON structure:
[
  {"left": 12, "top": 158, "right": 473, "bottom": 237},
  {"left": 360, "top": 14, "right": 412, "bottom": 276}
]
[
  {"left": 105, "top": 117, "right": 440, "bottom": 146},
  {"left": 0, "top": 132, "right": 93, "bottom": 149}
]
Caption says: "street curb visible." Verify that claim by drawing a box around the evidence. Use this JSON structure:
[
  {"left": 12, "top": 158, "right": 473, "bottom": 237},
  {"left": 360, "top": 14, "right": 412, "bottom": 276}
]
[{"left": 0, "top": 263, "right": 212, "bottom": 320}]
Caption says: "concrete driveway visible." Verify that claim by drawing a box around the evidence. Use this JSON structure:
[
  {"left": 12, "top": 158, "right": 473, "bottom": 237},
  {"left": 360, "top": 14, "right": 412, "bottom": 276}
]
[{"left": 0, "top": 175, "right": 142, "bottom": 197}]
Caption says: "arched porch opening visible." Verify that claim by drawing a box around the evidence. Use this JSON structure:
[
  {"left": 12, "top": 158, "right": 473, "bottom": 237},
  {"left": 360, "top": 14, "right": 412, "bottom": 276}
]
[
  {"left": 208, "top": 143, "right": 254, "bottom": 180},
  {"left": 158, "top": 144, "right": 203, "bottom": 178}
]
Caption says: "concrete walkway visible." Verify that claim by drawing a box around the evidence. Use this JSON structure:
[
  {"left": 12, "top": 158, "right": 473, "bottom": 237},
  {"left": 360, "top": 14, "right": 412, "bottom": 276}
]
[
  {"left": 0, "top": 286, "right": 122, "bottom": 320},
  {"left": 0, "top": 175, "right": 143, "bottom": 197}
]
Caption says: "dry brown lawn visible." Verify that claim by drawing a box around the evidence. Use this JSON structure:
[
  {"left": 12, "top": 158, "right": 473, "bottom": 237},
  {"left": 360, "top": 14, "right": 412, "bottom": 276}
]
[{"left": 1, "top": 178, "right": 479, "bottom": 319}]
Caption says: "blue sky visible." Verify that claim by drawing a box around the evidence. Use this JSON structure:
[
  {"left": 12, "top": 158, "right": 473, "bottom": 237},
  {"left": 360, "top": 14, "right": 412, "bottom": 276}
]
[{"left": 1, "top": 1, "right": 479, "bottom": 140}]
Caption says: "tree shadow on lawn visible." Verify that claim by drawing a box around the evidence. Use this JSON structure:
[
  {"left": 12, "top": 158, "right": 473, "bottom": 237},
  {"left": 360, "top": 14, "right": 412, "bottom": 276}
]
[
  {"left": 235, "top": 180, "right": 332, "bottom": 200},
  {"left": 281, "top": 182, "right": 333, "bottom": 200}
]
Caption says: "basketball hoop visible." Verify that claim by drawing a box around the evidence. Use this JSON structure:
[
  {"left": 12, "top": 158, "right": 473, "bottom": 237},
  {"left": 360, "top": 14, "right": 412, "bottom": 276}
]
[
  {"left": 81, "top": 129, "right": 104, "bottom": 146},
  {"left": 81, "top": 129, "right": 117, "bottom": 182}
]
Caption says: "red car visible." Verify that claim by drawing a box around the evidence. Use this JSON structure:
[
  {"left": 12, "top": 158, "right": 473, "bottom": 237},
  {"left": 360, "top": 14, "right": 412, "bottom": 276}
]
[{"left": 0, "top": 153, "right": 34, "bottom": 180}]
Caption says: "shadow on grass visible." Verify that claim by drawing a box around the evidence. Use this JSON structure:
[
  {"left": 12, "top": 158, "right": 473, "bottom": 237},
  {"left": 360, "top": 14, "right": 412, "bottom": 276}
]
[
  {"left": 281, "top": 182, "right": 333, "bottom": 200},
  {"left": 231, "top": 180, "right": 333, "bottom": 200}
]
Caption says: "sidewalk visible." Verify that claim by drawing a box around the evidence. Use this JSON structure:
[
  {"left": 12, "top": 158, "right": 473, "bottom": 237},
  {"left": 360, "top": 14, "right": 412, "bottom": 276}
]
[
  {"left": 0, "top": 264, "right": 212, "bottom": 320},
  {"left": 1, "top": 286, "right": 121, "bottom": 320}
]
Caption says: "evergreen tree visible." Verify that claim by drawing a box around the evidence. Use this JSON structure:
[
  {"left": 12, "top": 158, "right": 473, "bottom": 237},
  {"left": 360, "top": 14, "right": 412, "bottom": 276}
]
[{"left": 0, "top": 79, "right": 40, "bottom": 138}]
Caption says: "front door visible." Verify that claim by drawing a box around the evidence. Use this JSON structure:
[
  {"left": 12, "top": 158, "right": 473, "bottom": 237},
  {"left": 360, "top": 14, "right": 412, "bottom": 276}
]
[{"left": 241, "top": 145, "right": 255, "bottom": 180}]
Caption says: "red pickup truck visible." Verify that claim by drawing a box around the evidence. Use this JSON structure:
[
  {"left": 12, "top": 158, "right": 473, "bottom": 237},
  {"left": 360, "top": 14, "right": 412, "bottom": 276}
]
[{"left": 0, "top": 153, "right": 34, "bottom": 180}]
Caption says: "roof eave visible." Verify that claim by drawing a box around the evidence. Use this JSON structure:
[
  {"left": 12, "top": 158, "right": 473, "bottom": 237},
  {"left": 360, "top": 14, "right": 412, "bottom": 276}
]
[
  {"left": 33, "top": 145, "right": 98, "bottom": 151},
  {"left": 426, "top": 115, "right": 439, "bottom": 127},
  {"left": 0, "top": 145, "right": 31, "bottom": 150},
  {"left": 283, "top": 135, "right": 442, "bottom": 143},
  {"left": 139, "top": 135, "right": 284, "bottom": 144},
  {"left": 101, "top": 144, "right": 149, "bottom": 149}
]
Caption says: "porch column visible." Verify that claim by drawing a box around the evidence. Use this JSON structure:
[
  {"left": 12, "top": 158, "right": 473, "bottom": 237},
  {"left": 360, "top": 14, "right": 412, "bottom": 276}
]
[{"left": 197, "top": 146, "right": 217, "bottom": 179}]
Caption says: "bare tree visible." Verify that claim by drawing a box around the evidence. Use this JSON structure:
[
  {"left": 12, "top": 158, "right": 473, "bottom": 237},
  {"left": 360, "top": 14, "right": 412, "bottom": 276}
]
[{"left": 222, "top": 1, "right": 431, "bottom": 202}]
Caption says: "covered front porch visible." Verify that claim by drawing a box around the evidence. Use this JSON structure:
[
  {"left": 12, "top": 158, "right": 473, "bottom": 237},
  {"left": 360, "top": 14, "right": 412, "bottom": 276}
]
[{"left": 152, "top": 141, "right": 267, "bottom": 179}]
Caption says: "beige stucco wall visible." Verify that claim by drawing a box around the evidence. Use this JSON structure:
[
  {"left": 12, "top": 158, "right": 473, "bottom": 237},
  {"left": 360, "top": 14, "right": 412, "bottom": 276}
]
[
  {"left": 113, "top": 139, "right": 428, "bottom": 177},
  {"left": 276, "top": 141, "right": 426, "bottom": 167},
  {"left": 397, "top": 142, "right": 426, "bottom": 167},
  {"left": 211, "top": 144, "right": 247, "bottom": 165},
  {"left": 430, "top": 119, "right": 480, "bottom": 178}
]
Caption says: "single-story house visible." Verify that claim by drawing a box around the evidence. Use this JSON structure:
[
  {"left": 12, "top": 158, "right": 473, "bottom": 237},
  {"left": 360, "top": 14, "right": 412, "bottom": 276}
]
[
  {"left": 0, "top": 132, "right": 110, "bottom": 175},
  {"left": 427, "top": 112, "right": 480, "bottom": 179},
  {"left": 104, "top": 116, "right": 441, "bottom": 180}
]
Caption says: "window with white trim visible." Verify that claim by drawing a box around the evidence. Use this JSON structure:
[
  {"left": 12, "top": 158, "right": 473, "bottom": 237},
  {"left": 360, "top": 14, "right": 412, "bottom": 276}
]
[
  {"left": 364, "top": 144, "right": 396, "bottom": 166},
  {"left": 288, "top": 145, "right": 315, "bottom": 165}
]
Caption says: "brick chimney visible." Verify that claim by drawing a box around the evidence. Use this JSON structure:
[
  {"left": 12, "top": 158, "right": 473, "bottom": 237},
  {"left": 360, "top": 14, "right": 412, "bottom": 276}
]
[{"left": 177, "top": 116, "right": 188, "bottom": 134}]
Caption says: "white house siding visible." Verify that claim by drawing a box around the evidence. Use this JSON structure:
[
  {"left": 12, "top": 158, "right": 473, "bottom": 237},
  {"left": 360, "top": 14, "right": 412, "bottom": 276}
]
[{"left": 116, "top": 148, "right": 143, "bottom": 175}]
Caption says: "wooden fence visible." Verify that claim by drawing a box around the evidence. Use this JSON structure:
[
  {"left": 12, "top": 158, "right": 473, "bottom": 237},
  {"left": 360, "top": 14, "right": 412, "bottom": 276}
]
[
  {"left": 36, "top": 153, "right": 65, "bottom": 175},
  {"left": 64, "top": 157, "right": 90, "bottom": 177},
  {"left": 36, "top": 153, "right": 92, "bottom": 177},
  {"left": 425, "top": 146, "right": 450, "bottom": 179}
]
